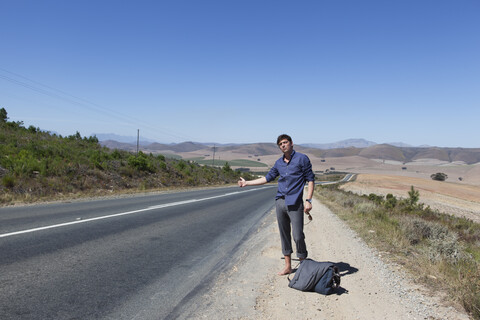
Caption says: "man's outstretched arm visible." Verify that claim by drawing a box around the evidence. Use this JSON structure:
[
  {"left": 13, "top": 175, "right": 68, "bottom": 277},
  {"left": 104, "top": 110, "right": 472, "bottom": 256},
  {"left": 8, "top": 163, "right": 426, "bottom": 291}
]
[{"left": 238, "top": 176, "right": 267, "bottom": 187}]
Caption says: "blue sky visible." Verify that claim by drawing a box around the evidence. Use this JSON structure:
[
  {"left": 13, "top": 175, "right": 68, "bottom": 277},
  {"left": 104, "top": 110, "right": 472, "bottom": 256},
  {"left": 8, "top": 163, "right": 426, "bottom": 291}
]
[{"left": 1, "top": 0, "right": 479, "bottom": 147}]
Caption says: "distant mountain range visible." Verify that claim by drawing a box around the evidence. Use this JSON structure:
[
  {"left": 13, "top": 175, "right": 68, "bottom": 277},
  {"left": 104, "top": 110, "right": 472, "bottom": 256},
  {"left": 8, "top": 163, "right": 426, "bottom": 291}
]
[
  {"left": 305, "top": 144, "right": 480, "bottom": 165},
  {"left": 98, "top": 137, "right": 480, "bottom": 165},
  {"left": 93, "top": 133, "right": 158, "bottom": 145},
  {"left": 301, "top": 139, "right": 378, "bottom": 149},
  {"left": 97, "top": 136, "right": 420, "bottom": 150}
]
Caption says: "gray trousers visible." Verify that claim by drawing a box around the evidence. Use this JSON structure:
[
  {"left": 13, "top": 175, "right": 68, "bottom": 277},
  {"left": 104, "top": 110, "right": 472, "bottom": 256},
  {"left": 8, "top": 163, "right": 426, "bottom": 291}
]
[{"left": 275, "top": 198, "right": 308, "bottom": 259}]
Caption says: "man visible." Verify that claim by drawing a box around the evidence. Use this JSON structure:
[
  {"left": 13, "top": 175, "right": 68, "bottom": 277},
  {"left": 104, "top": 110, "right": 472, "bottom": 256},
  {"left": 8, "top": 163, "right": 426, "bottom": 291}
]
[{"left": 238, "top": 134, "right": 315, "bottom": 275}]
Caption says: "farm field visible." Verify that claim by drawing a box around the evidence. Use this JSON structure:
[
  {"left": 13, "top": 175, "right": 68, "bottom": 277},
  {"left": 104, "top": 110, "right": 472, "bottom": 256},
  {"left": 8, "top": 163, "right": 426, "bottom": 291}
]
[
  {"left": 185, "top": 158, "right": 268, "bottom": 168},
  {"left": 340, "top": 173, "right": 480, "bottom": 223}
]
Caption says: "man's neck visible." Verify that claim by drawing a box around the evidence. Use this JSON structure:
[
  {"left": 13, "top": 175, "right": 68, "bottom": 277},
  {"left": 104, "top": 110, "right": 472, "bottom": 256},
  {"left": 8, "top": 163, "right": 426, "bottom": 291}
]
[{"left": 283, "top": 150, "right": 293, "bottom": 162}]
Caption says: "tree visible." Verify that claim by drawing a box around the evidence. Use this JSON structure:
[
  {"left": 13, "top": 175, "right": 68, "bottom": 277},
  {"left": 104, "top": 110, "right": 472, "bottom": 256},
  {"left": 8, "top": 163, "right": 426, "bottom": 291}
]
[
  {"left": 0, "top": 107, "right": 8, "bottom": 122},
  {"left": 431, "top": 172, "right": 448, "bottom": 181},
  {"left": 407, "top": 186, "right": 420, "bottom": 209},
  {"left": 222, "top": 162, "right": 232, "bottom": 173}
]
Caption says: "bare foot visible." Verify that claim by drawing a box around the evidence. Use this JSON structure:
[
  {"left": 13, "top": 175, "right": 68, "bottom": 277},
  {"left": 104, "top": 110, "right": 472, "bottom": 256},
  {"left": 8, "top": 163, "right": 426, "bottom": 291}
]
[{"left": 277, "top": 267, "right": 292, "bottom": 276}]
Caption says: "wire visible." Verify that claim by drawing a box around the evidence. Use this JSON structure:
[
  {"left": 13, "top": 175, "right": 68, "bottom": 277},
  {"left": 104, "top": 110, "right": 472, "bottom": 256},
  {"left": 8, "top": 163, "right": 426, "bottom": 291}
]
[{"left": 0, "top": 67, "right": 196, "bottom": 141}]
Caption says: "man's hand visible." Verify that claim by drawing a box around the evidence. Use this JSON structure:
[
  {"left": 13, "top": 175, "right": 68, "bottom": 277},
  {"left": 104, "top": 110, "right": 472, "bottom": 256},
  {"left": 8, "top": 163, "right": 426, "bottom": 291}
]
[
  {"left": 304, "top": 201, "right": 312, "bottom": 214},
  {"left": 304, "top": 201, "right": 313, "bottom": 221},
  {"left": 238, "top": 177, "right": 247, "bottom": 187}
]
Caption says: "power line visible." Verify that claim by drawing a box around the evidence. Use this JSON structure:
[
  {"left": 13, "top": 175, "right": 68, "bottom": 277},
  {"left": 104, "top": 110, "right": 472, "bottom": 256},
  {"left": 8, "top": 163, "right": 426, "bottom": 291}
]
[{"left": 0, "top": 67, "right": 195, "bottom": 142}]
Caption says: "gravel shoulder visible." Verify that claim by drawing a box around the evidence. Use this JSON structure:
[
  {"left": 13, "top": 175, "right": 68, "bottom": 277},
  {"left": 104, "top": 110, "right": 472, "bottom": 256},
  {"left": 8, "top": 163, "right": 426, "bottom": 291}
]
[{"left": 179, "top": 198, "right": 470, "bottom": 319}]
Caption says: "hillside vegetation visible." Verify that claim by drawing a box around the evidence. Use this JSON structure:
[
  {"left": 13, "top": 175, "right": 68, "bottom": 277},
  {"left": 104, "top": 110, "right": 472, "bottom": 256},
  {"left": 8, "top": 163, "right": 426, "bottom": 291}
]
[{"left": 0, "top": 108, "right": 252, "bottom": 205}]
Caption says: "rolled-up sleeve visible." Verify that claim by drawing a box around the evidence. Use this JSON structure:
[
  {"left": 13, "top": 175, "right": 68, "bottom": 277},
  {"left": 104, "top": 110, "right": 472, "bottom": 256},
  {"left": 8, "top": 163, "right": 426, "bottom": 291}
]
[
  {"left": 302, "top": 156, "right": 315, "bottom": 182},
  {"left": 265, "top": 165, "right": 279, "bottom": 182}
]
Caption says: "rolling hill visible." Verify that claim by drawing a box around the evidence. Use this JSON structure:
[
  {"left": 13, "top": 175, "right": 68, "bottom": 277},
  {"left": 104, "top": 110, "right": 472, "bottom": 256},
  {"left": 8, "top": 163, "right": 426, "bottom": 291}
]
[{"left": 100, "top": 140, "right": 480, "bottom": 165}]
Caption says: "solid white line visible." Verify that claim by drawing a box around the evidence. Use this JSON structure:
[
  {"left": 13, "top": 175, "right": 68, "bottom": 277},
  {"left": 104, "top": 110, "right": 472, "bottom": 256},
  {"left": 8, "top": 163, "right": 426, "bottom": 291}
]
[{"left": 0, "top": 186, "right": 273, "bottom": 239}]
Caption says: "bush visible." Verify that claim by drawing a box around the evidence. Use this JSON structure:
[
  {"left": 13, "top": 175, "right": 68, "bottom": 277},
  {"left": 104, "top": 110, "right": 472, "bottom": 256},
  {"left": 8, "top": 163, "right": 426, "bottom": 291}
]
[
  {"left": 368, "top": 193, "right": 384, "bottom": 204},
  {"left": 398, "top": 214, "right": 466, "bottom": 264},
  {"left": 427, "top": 231, "right": 464, "bottom": 263},
  {"left": 175, "top": 160, "right": 187, "bottom": 171},
  {"left": 431, "top": 172, "right": 448, "bottom": 181},
  {"left": 2, "top": 175, "right": 15, "bottom": 188},
  {"left": 159, "top": 161, "right": 167, "bottom": 170},
  {"left": 128, "top": 152, "right": 155, "bottom": 173},
  {"left": 401, "top": 217, "right": 433, "bottom": 245},
  {"left": 343, "top": 197, "right": 361, "bottom": 208},
  {"left": 385, "top": 193, "right": 397, "bottom": 208},
  {"left": 353, "top": 202, "right": 378, "bottom": 215}
]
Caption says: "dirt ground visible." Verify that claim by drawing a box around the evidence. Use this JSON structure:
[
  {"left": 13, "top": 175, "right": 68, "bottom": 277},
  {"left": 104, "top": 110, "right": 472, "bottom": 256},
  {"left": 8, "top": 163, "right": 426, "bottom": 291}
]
[{"left": 179, "top": 195, "right": 471, "bottom": 319}]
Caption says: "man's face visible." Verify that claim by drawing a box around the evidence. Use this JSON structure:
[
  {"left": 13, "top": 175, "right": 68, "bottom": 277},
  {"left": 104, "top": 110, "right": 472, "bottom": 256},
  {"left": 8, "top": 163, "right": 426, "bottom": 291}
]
[{"left": 278, "top": 139, "right": 293, "bottom": 154}]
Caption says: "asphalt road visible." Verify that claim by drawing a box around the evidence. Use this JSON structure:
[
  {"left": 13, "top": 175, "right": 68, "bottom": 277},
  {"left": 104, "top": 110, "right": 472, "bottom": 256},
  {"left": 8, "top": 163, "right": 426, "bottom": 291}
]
[
  {"left": 0, "top": 185, "right": 277, "bottom": 319},
  {"left": 316, "top": 173, "right": 356, "bottom": 185}
]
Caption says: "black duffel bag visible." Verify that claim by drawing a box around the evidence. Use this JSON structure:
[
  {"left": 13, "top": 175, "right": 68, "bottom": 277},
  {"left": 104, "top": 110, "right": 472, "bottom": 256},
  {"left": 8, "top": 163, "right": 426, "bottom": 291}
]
[{"left": 288, "top": 258, "right": 341, "bottom": 295}]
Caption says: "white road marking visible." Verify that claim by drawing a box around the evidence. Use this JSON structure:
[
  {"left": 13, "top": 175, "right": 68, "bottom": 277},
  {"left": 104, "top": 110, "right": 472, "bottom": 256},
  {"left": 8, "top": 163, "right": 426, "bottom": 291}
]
[{"left": 0, "top": 186, "right": 273, "bottom": 239}]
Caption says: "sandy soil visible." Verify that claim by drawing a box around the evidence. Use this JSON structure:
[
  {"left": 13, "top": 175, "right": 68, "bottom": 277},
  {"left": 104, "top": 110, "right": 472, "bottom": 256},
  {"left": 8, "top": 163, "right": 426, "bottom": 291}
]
[{"left": 179, "top": 197, "right": 470, "bottom": 319}]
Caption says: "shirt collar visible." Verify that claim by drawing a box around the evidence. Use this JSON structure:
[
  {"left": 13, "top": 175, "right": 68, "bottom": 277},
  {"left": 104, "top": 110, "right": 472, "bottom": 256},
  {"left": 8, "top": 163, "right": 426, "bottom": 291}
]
[{"left": 283, "top": 149, "right": 296, "bottom": 161}]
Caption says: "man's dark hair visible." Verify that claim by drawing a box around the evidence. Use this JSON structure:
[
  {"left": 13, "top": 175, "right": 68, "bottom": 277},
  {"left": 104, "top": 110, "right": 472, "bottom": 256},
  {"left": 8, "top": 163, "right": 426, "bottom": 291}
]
[{"left": 277, "top": 134, "right": 292, "bottom": 145}]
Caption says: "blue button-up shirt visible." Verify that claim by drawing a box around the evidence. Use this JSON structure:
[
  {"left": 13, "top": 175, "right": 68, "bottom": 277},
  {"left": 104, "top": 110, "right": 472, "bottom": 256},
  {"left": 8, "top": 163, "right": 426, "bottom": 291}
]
[{"left": 265, "top": 150, "right": 315, "bottom": 206}]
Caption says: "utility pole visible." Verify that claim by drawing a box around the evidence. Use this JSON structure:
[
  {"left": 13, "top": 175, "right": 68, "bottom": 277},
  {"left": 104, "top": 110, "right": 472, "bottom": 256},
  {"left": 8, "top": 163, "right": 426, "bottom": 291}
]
[
  {"left": 212, "top": 144, "right": 216, "bottom": 166},
  {"left": 136, "top": 129, "right": 140, "bottom": 155}
]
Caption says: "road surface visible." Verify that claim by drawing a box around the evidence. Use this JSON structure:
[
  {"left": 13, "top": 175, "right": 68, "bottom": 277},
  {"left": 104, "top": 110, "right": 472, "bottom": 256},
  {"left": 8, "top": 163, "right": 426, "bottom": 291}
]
[{"left": 0, "top": 186, "right": 276, "bottom": 319}]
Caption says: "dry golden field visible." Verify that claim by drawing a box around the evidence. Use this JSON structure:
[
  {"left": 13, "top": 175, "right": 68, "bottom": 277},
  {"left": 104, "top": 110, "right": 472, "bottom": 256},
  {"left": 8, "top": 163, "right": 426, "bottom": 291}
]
[{"left": 340, "top": 173, "right": 480, "bottom": 223}]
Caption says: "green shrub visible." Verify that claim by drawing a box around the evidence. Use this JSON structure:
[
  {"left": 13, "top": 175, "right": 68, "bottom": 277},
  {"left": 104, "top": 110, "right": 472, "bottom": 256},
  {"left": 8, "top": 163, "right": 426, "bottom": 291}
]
[
  {"left": 128, "top": 152, "right": 155, "bottom": 173},
  {"left": 385, "top": 193, "right": 397, "bottom": 208},
  {"left": 111, "top": 149, "right": 123, "bottom": 160},
  {"left": 176, "top": 160, "right": 187, "bottom": 171},
  {"left": 2, "top": 175, "right": 15, "bottom": 188},
  {"left": 159, "top": 161, "right": 167, "bottom": 170},
  {"left": 12, "top": 150, "right": 41, "bottom": 175},
  {"left": 368, "top": 193, "right": 384, "bottom": 204}
]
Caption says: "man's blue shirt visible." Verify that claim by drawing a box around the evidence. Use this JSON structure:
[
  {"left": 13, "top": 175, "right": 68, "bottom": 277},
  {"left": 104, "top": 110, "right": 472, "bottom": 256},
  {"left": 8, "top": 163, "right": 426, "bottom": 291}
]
[{"left": 265, "top": 150, "right": 315, "bottom": 206}]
